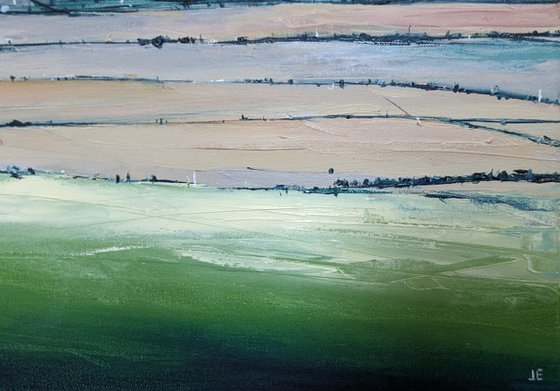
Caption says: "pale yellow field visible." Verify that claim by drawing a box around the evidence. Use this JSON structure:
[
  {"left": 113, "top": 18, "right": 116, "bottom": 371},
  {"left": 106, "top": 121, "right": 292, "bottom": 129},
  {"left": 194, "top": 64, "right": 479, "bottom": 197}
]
[
  {"left": 1, "top": 80, "right": 558, "bottom": 185},
  {"left": 1, "top": 118, "right": 557, "bottom": 185},
  {"left": 1, "top": 81, "right": 559, "bottom": 122}
]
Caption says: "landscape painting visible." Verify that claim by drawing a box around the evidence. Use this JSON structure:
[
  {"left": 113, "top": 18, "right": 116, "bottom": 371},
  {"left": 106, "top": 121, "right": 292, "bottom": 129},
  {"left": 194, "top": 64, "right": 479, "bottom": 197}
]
[{"left": 0, "top": 0, "right": 559, "bottom": 390}]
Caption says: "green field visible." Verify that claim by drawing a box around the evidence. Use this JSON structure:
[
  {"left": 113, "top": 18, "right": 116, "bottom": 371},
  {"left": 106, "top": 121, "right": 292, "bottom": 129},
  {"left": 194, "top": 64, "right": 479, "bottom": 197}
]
[{"left": 0, "top": 176, "right": 558, "bottom": 390}]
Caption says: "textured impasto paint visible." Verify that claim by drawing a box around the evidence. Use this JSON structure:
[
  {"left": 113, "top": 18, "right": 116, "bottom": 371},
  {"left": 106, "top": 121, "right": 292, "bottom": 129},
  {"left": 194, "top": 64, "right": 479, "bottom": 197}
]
[{"left": 0, "top": 1, "right": 558, "bottom": 390}]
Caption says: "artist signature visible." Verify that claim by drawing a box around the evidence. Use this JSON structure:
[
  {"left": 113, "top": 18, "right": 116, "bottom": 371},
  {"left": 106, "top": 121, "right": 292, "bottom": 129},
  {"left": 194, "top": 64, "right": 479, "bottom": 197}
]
[{"left": 528, "top": 369, "right": 543, "bottom": 381}]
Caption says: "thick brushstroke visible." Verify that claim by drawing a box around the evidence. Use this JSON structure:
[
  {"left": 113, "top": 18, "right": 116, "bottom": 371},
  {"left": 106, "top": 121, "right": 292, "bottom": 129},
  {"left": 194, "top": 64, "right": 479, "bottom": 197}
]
[
  {"left": 331, "top": 170, "right": 560, "bottom": 189},
  {"left": 4, "top": 30, "right": 559, "bottom": 50},
  {"left": 2, "top": 38, "right": 557, "bottom": 99},
  {"left": 4, "top": 113, "right": 558, "bottom": 147},
  {"left": 3, "top": 169, "right": 559, "bottom": 205},
  {"left": 423, "top": 192, "right": 551, "bottom": 212},
  {"left": 3, "top": 0, "right": 558, "bottom": 15},
  {"left": 4, "top": 74, "right": 556, "bottom": 105}
]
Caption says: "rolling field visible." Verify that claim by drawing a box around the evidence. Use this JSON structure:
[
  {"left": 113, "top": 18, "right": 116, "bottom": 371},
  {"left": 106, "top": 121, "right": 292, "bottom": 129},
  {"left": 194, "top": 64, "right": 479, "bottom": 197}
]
[
  {"left": 1, "top": 2, "right": 559, "bottom": 389},
  {"left": 0, "top": 175, "right": 558, "bottom": 389}
]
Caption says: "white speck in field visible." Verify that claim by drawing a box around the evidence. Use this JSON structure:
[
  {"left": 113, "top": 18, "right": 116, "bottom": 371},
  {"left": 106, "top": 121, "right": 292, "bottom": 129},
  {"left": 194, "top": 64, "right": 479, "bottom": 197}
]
[{"left": 77, "top": 246, "right": 146, "bottom": 256}]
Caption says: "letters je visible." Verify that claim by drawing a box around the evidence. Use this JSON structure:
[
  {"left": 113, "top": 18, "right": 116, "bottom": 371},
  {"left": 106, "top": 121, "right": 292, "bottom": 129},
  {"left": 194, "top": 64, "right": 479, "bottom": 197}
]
[{"left": 528, "top": 369, "right": 543, "bottom": 381}]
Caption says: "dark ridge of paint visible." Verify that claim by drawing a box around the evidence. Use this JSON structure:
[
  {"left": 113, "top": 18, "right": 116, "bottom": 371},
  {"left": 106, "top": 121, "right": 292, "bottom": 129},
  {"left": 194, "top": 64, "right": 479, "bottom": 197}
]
[
  {"left": 330, "top": 170, "right": 560, "bottom": 190},
  {"left": 144, "top": 174, "right": 190, "bottom": 183},
  {"left": 8, "top": 116, "right": 560, "bottom": 127},
  {"left": 267, "top": 114, "right": 560, "bottom": 147},
  {"left": 226, "top": 30, "right": 560, "bottom": 44},
  {"left": 3, "top": 32, "right": 559, "bottom": 50},
  {"left": 152, "top": 31, "right": 560, "bottom": 48},
  {"left": 4, "top": 114, "right": 558, "bottom": 148},
  {"left": 4, "top": 75, "right": 557, "bottom": 106},
  {"left": 450, "top": 119, "right": 559, "bottom": 124},
  {"left": 222, "top": 170, "right": 560, "bottom": 200},
  {"left": 2, "top": 165, "right": 192, "bottom": 184},
  {"left": 2, "top": 165, "right": 40, "bottom": 179},
  {"left": 0, "top": 120, "right": 107, "bottom": 127},
  {"left": 0, "top": 41, "right": 139, "bottom": 49},
  {"left": 74, "top": 75, "right": 183, "bottom": 83},
  {"left": 423, "top": 192, "right": 550, "bottom": 211},
  {"left": 3, "top": 120, "right": 33, "bottom": 127},
  {"left": 234, "top": 78, "right": 560, "bottom": 105},
  {"left": 14, "top": 0, "right": 139, "bottom": 14},
  {"left": 2, "top": 0, "right": 558, "bottom": 15},
  {"left": 2, "top": 168, "right": 559, "bottom": 206},
  {"left": 457, "top": 121, "right": 560, "bottom": 147}
]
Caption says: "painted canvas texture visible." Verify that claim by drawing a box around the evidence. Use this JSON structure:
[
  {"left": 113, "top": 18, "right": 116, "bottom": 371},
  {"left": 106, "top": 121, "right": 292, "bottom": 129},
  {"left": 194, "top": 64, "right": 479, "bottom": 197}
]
[{"left": 0, "top": 1, "right": 559, "bottom": 390}]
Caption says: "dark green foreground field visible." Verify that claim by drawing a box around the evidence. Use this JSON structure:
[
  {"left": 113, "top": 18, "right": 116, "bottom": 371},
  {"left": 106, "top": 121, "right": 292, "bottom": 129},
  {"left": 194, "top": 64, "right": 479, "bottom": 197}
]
[{"left": 0, "top": 177, "right": 558, "bottom": 390}]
